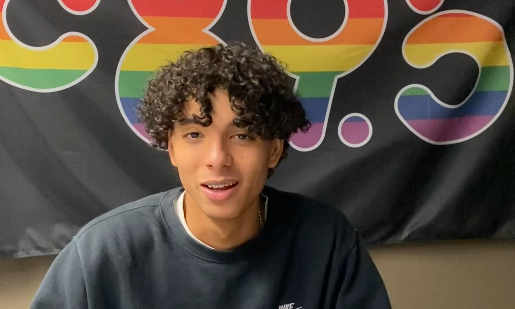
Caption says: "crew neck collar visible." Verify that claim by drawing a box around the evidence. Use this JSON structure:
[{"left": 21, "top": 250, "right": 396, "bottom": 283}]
[{"left": 160, "top": 186, "right": 280, "bottom": 263}]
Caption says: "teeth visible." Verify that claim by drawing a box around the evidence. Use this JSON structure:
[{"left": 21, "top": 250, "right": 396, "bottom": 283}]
[{"left": 206, "top": 182, "right": 236, "bottom": 189}]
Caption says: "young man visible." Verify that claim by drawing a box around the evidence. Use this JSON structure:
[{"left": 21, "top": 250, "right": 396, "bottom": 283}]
[{"left": 31, "top": 43, "right": 391, "bottom": 308}]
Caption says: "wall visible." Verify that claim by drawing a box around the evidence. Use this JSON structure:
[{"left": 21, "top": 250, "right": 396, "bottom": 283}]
[{"left": 1, "top": 241, "right": 514, "bottom": 309}]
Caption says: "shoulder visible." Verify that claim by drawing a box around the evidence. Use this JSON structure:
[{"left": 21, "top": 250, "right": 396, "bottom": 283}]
[
  {"left": 265, "top": 186, "right": 357, "bottom": 252},
  {"left": 265, "top": 185, "right": 351, "bottom": 224},
  {"left": 75, "top": 188, "right": 180, "bottom": 240}
]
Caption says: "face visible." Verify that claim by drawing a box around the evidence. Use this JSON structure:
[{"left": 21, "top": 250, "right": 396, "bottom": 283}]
[{"left": 168, "top": 88, "right": 283, "bottom": 221}]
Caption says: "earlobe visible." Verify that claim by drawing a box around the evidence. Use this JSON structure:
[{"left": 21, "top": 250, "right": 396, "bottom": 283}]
[{"left": 268, "top": 139, "right": 284, "bottom": 169}]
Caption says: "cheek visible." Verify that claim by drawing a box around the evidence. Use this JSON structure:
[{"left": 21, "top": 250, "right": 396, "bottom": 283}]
[
  {"left": 173, "top": 145, "right": 201, "bottom": 171},
  {"left": 235, "top": 149, "right": 270, "bottom": 176}
]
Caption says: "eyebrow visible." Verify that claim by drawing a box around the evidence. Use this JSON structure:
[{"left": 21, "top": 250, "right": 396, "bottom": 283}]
[
  {"left": 175, "top": 117, "right": 241, "bottom": 128},
  {"left": 175, "top": 117, "right": 204, "bottom": 126}
]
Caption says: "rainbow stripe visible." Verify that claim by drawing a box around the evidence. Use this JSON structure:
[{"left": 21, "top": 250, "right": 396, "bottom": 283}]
[
  {"left": 58, "top": 0, "right": 99, "bottom": 13},
  {"left": 0, "top": 0, "right": 97, "bottom": 92},
  {"left": 339, "top": 116, "right": 371, "bottom": 146},
  {"left": 395, "top": 11, "right": 513, "bottom": 144},
  {"left": 249, "top": 0, "right": 387, "bottom": 151},
  {"left": 406, "top": 0, "right": 444, "bottom": 15},
  {"left": 116, "top": 0, "right": 225, "bottom": 142}
]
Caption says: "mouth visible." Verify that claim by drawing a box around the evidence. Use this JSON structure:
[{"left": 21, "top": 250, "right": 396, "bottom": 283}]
[
  {"left": 201, "top": 182, "right": 238, "bottom": 190},
  {"left": 200, "top": 181, "right": 239, "bottom": 201}
]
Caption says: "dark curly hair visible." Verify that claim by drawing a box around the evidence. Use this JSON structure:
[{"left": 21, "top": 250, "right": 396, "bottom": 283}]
[{"left": 137, "top": 42, "right": 310, "bottom": 177}]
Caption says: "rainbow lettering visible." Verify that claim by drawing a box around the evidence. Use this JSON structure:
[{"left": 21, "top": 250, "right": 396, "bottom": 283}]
[
  {"left": 116, "top": 0, "right": 226, "bottom": 142},
  {"left": 249, "top": 0, "right": 387, "bottom": 152},
  {"left": 395, "top": 11, "right": 513, "bottom": 145},
  {"left": 0, "top": 0, "right": 98, "bottom": 92},
  {"left": 338, "top": 113, "right": 373, "bottom": 148},
  {"left": 406, "top": 0, "right": 444, "bottom": 15},
  {"left": 57, "top": 0, "right": 100, "bottom": 15}
]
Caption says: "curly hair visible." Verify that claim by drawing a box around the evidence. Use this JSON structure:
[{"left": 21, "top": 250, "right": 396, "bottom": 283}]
[{"left": 137, "top": 42, "right": 310, "bottom": 177}]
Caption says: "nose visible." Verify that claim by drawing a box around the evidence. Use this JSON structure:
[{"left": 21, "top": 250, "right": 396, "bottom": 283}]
[{"left": 204, "top": 137, "right": 232, "bottom": 170}]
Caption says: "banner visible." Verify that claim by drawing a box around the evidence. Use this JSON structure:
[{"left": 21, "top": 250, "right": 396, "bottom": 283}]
[{"left": 1, "top": 0, "right": 514, "bottom": 259}]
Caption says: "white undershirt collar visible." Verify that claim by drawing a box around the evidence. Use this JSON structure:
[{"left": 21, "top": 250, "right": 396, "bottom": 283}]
[{"left": 173, "top": 191, "right": 269, "bottom": 250}]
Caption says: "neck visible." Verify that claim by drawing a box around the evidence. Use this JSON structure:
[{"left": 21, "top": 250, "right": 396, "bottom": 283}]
[{"left": 184, "top": 192, "right": 262, "bottom": 250}]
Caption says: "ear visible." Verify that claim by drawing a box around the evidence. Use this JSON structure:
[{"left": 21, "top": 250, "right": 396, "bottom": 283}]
[
  {"left": 168, "top": 130, "right": 178, "bottom": 167},
  {"left": 268, "top": 139, "right": 284, "bottom": 169}
]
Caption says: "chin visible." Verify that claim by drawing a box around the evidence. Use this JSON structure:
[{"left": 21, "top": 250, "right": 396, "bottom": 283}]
[
  {"left": 201, "top": 202, "right": 243, "bottom": 221},
  {"left": 187, "top": 186, "right": 250, "bottom": 221}
]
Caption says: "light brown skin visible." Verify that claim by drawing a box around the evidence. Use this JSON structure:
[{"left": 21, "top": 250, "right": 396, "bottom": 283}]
[{"left": 168, "top": 89, "right": 283, "bottom": 250}]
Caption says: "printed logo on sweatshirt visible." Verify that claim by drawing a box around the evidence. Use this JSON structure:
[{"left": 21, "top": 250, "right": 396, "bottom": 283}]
[{"left": 278, "top": 303, "right": 302, "bottom": 309}]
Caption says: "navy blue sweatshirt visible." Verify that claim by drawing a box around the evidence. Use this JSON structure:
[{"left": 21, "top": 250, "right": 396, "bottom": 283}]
[{"left": 31, "top": 186, "right": 391, "bottom": 309}]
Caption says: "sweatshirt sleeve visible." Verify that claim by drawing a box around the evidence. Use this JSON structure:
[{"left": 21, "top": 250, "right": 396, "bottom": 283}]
[
  {"left": 334, "top": 233, "right": 392, "bottom": 309},
  {"left": 30, "top": 238, "right": 88, "bottom": 309}
]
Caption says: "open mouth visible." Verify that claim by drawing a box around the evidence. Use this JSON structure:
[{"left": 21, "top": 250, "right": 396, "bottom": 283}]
[
  {"left": 200, "top": 181, "right": 239, "bottom": 202},
  {"left": 201, "top": 182, "right": 238, "bottom": 191}
]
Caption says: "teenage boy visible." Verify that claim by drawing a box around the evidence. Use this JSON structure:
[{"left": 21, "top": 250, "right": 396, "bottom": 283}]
[{"left": 31, "top": 43, "right": 391, "bottom": 309}]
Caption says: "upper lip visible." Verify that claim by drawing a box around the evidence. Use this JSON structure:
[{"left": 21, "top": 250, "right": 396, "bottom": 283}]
[{"left": 201, "top": 180, "right": 239, "bottom": 186}]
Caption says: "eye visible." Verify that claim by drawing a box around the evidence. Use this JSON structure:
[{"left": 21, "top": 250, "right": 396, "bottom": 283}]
[
  {"left": 233, "top": 133, "right": 255, "bottom": 141},
  {"left": 184, "top": 132, "right": 201, "bottom": 139}
]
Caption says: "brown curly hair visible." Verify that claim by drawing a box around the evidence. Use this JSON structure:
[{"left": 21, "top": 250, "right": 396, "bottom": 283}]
[{"left": 137, "top": 42, "right": 310, "bottom": 177}]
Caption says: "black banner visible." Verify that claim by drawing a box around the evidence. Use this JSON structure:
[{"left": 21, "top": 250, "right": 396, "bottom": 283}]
[{"left": 1, "top": 0, "right": 514, "bottom": 259}]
